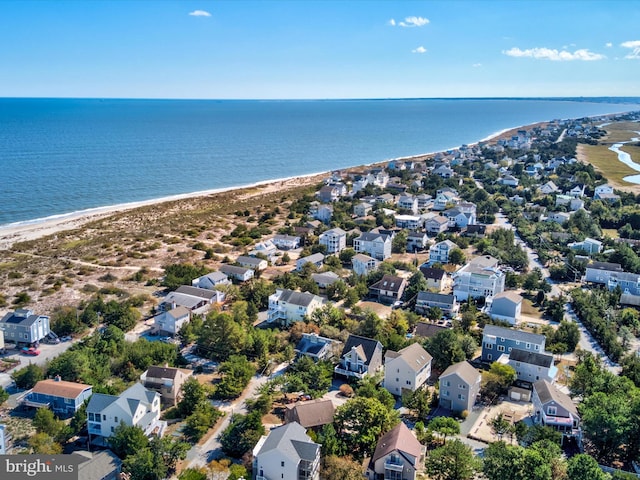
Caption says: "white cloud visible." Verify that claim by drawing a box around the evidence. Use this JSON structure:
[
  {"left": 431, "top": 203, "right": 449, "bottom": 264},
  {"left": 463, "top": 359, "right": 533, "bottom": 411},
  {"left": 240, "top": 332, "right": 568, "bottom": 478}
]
[
  {"left": 605, "top": 42, "right": 613, "bottom": 48},
  {"left": 621, "top": 40, "right": 640, "bottom": 59},
  {"left": 412, "top": 46, "right": 427, "bottom": 54},
  {"left": 189, "top": 10, "right": 211, "bottom": 17},
  {"left": 390, "top": 16, "right": 429, "bottom": 27},
  {"left": 503, "top": 47, "right": 605, "bottom": 61},
  {"left": 472, "top": 63, "right": 482, "bottom": 67}
]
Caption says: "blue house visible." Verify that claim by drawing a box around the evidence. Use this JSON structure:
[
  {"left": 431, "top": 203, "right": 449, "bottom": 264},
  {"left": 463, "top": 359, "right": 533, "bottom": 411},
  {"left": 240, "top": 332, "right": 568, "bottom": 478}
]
[
  {"left": 25, "top": 378, "right": 93, "bottom": 417},
  {"left": 481, "top": 325, "right": 546, "bottom": 362}
]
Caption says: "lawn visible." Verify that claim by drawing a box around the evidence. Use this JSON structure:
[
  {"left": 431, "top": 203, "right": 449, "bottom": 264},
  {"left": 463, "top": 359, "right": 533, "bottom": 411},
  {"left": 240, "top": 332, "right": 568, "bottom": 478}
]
[
  {"left": 520, "top": 297, "right": 544, "bottom": 319},
  {"left": 602, "top": 228, "right": 620, "bottom": 239},
  {"left": 601, "top": 121, "right": 640, "bottom": 143}
]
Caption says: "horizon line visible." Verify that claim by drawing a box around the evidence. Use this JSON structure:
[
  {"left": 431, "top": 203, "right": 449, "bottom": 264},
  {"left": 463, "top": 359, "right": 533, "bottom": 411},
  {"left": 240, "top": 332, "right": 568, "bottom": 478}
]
[{"left": 1, "top": 95, "right": 640, "bottom": 102}]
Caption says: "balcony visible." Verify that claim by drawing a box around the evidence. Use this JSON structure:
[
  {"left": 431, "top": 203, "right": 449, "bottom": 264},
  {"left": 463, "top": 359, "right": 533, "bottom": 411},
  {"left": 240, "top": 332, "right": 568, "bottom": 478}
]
[
  {"left": 334, "top": 366, "right": 366, "bottom": 379},
  {"left": 384, "top": 460, "right": 404, "bottom": 472}
]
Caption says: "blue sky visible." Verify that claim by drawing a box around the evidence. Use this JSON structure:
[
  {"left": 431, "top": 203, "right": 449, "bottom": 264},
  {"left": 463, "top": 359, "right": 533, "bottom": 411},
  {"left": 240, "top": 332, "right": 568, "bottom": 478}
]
[{"left": 1, "top": 0, "right": 639, "bottom": 99}]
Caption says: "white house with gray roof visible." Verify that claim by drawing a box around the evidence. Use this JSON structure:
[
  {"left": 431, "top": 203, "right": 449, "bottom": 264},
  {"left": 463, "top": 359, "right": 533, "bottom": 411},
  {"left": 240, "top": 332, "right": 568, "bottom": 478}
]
[
  {"left": 351, "top": 253, "right": 379, "bottom": 277},
  {"left": 353, "top": 232, "right": 392, "bottom": 260},
  {"left": 252, "top": 421, "right": 321, "bottom": 480},
  {"left": 335, "top": 334, "right": 383, "bottom": 380},
  {"left": 384, "top": 343, "right": 432, "bottom": 396},
  {"left": 191, "top": 271, "right": 231, "bottom": 290},
  {"left": 502, "top": 349, "right": 557, "bottom": 383},
  {"left": 415, "top": 292, "right": 459, "bottom": 317},
  {"left": 452, "top": 255, "right": 505, "bottom": 301},
  {"left": 87, "top": 383, "right": 166, "bottom": 443},
  {"left": 429, "top": 240, "right": 457, "bottom": 264},
  {"left": 488, "top": 291, "right": 523, "bottom": 325},
  {"left": 532, "top": 379, "right": 581, "bottom": 442},
  {"left": 267, "top": 289, "right": 324, "bottom": 327},
  {"left": 237, "top": 255, "right": 268, "bottom": 271},
  {"left": 219, "top": 264, "right": 255, "bottom": 282},
  {"left": 318, "top": 228, "right": 347, "bottom": 254}
]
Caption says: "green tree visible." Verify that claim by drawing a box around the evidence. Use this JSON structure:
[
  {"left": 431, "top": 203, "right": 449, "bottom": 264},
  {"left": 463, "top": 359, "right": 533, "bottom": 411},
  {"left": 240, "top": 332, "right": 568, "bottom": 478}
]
[
  {"left": 427, "top": 416, "right": 461, "bottom": 442},
  {"left": 184, "top": 402, "right": 222, "bottom": 442},
  {"left": 11, "top": 363, "right": 45, "bottom": 389},
  {"left": 426, "top": 329, "right": 465, "bottom": 372},
  {"left": 215, "top": 355, "right": 254, "bottom": 399},
  {"left": 162, "top": 263, "right": 210, "bottom": 291},
  {"left": 28, "top": 432, "right": 62, "bottom": 454},
  {"left": 220, "top": 411, "right": 265, "bottom": 458},
  {"left": 403, "top": 271, "right": 429, "bottom": 302},
  {"left": 490, "top": 413, "right": 513, "bottom": 441},
  {"left": 334, "top": 396, "right": 399, "bottom": 459},
  {"left": 178, "top": 469, "right": 207, "bottom": 480},
  {"left": 108, "top": 423, "right": 150, "bottom": 459},
  {"left": 33, "top": 408, "right": 69, "bottom": 442},
  {"left": 552, "top": 321, "right": 580, "bottom": 352},
  {"left": 178, "top": 377, "right": 208, "bottom": 417},
  {"left": 448, "top": 248, "right": 467, "bottom": 265},
  {"left": 123, "top": 447, "right": 166, "bottom": 480},
  {"left": 402, "top": 387, "right": 431, "bottom": 420},
  {"left": 321, "top": 455, "right": 363, "bottom": 480},
  {"left": 47, "top": 350, "right": 91, "bottom": 382},
  {"left": 566, "top": 454, "right": 608, "bottom": 480},
  {"left": 0, "top": 387, "right": 9, "bottom": 406},
  {"left": 482, "top": 362, "right": 517, "bottom": 400},
  {"left": 425, "top": 439, "right": 480, "bottom": 480},
  {"left": 483, "top": 441, "right": 524, "bottom": 480}
]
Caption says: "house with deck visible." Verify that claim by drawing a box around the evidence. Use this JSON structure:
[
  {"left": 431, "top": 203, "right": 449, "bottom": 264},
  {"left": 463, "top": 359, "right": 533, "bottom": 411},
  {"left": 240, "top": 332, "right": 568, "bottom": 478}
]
[
  {"left": 415, "top": 292, "right": 459, "bottom": 317},
  {"left": 318, "top": 228, "right": 346, "bottom": 254},
  {"left": 267, "top": 289, "right": 324, "bottom": 327},
  {"left": 488, "top": 291, "right": 523, "bottom": 325},
  {"left": 25, "top": 378, "right": 93, "bottom": 417},
  {"left": 481, "top": 325, "right": 546, "bottom": 362},
  {"left": 366, "top": 422, "right": 423, "bottom": 480},
  {"left": 334, "top": 334, "right": 383, "bottom": 380},
  {"left": 452, "top": 255, "right": 505, "bottom": 301},
  {"left": 352, "top": 253, "right": 380, "bottom": 277},
  {"left": 429, "top": 240, "right": 457, "bottom": 264},
  {"left": 369, "top": 274, "right": 407, "bottom": 304},
  {"left": 219, "top": 264, "right": 255, "bottom": 282},
  {"left": 191, "top": 271, "right": 231, "bottom": 290},
  {"left": 140, "top": 366, "right": 193, "bottom": 408},
  {"left": 354, "top": 232, "right": 392, "bottom": 260},
  {"left": 383, "top": 342, "right": 432, "bottom": 396},
  {"left": 0, "top": 309, "right": 50, "bottom": 345},
  {"left": 532, "top": 379, "right": 581, "bottom": 443}
]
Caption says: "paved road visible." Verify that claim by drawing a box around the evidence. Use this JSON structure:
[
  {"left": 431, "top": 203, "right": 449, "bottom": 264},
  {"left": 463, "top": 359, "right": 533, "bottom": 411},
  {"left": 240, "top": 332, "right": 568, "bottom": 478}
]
[
  {"left": 493, "top": 212, "right": 620, "bottom": 373},
  {"left": 184, "top": 362, "right": 289, "bottom": 470}
]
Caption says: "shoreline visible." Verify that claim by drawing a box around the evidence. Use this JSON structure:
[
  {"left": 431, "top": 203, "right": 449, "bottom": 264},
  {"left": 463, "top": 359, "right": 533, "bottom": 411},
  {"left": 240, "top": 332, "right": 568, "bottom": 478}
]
[{"left": 0, "top": 116, "right": 617, "bottom": 250}]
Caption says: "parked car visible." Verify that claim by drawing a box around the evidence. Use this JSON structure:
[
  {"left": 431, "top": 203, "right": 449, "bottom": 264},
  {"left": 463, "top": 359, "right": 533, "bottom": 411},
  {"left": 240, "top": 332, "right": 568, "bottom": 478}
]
[
  {"left": 22, "top": 347, "right": 41, "bottom": 356},
  {"left": 60, "top": 335, "right": 72, "bottom": 342}
]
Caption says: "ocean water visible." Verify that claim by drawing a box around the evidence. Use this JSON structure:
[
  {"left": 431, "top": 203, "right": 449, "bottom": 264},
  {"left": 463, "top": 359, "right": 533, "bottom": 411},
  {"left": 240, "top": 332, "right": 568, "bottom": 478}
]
[{"left": 0, "top": 98, "right": 637, "bottom": 227}]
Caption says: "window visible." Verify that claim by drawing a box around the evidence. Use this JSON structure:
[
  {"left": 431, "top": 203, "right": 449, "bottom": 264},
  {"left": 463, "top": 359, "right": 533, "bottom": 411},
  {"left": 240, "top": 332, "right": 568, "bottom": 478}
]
[
  {"left": 485, "top": 343, "right": 493, "bottom": 350},
  {"left": 547, "top": 406, "right": 557, "bottom": 415},
  {"left": 115, "top": 416, "right": 118, "bottom": 423},
  {"left": 487, "top": 354, "right": 492, "bottom": 360},
  {"left": 526, "top": 343, "right": 531, "bottom": 349},
  {"left": 111, "top": 426, "right": 114, "bottom": 433},
  {"left": 406, "top": 380, "right": 411, "bottom": 385},
  {"left": 497, "top": 345, "right": 505, "bottom": 352},
  {"left": 442, "top": 390, "right": 449, "bottom": 397},
  {"left": 515, "top": 340, "right": 520, "bottom": 345},
  {"left": 458, "top": 394, "right": 465, "bottom": 400},
  {"left": 535, "top": 345, "right": 540, "bottom": 351},
  {"left": 103, "top": 415, "right": 106, "bottom": 421},
  {"left": 508, "top": 347, "right": 512, "bottom": 352},
  {"left": 458, "top": 384, "right": 467, "bottom": 389},
  {"left": 281, "top": 461, "right": 285, "bottom": 467}
]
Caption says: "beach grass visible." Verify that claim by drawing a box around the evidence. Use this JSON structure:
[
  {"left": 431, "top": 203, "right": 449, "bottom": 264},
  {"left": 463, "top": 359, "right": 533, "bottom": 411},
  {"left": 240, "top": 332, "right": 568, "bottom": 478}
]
[
  {"left": 580, "top": 144, "right": 638, "bottom": 186},
  {"left": 621, "top": 144, "right": 640, "bottom": 165},
  {"left": 602, "top": 228, "right": 620, "bottom": 239},
  {"left": 602, "top": 121, "right": 640, "bottom": 143}
]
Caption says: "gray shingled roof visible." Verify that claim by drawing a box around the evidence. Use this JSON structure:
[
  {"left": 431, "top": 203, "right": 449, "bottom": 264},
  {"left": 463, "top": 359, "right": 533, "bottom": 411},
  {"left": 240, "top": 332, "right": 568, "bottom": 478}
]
[
  {"left": 483, "top": 324, "right": 545, "bottom": 345},
  {"left": 587, "top": 261, "right": 623, "bottom": 272},
  {"left": 175, "top": 285, "right": 217, "bottom": 300},
  {"left": 509, "top": 349, "right": 553, "bottom": 368},
  {"left": 533, "top": 379, "right": 579, "bottom": 418},
  {"left": 256, "top": 422, "right": 319, "bottom": 463},
  {"left": 278, "top": 289, "right": 322, "bottom": 307},
  {"left": 416, "top": 291, "right": 455, "bottom": 306},
  {"left": 341, "top": 334, "right": 381, "bottom": 364},
  {"left": 440, "top": 360, "right": 480, "bottom": 386}
]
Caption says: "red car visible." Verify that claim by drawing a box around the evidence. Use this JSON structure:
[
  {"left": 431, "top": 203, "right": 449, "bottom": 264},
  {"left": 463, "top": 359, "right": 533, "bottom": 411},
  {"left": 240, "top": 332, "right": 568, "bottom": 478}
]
[{"left": 22, "top": 347, "right": 41, "bottom": 356}]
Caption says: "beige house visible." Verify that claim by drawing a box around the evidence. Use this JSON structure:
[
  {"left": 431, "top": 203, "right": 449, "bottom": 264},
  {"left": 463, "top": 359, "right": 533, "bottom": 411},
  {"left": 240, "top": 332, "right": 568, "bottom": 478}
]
[
  {"left": 140, "top": 366, "right": 193, "bottom": 407},
  {"left": 384, "top": 343, "right": 432, "bottom": 396}
]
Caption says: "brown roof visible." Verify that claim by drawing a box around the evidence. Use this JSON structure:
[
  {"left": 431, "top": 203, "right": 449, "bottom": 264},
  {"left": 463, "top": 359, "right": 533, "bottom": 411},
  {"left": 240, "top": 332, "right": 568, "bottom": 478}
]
[
  {"left": 284, "top": 399, "right": 335, "bottom": 428},
  {"left": 371, "top": 422, "right": 422, "bottom": 463},
  {"left": 145, "top": 366, "right": 192, "bottom": 381},
  {"left": 32, "top": 379, "right": 92, "bottom": 399}
]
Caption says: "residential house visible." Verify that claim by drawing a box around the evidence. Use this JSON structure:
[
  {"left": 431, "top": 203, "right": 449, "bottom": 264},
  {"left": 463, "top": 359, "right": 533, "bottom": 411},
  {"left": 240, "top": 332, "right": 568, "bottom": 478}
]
[
  {"left": 237, "top": 255, "right": 268, "bottom": 271},
  {"left": 418, "top": 266, "right": 448, "bottom": 292},
  {"left": 191, "top": 271, "right": 231, "bottom": 290},
  {"left": 77, "top": 451, "right": 123, "bottom": 480},
  {"left": 294, "top": 333, "right": 339, "bottom": 361},
  {"left": 584, "top": 261, "right": 624, "bottom": 284},
  {"left": 252, "top": 422, "right": 321, "bottom": 480},
  {"left": 444, "top": 207, "right": 476, "bottom": 229},
  {"left": 593, "top": 184, "right": 614, "bottom": 199},
  {"left": 296, "top": 253, "right": 325, "bottom": 271},
  {"left": 334, "top": 334, "right": 383, "bottom": 380},
  {"left": 284, "top": 399, "right": 335, "bottom": 430},
  {"left": 87, "top": 383, "right": 166, "bottom": 442},
  {"left": 424, "top": 215, "right": 449, "bottom": 235},
  {"left": 159, "top": 285, "right": 222, "bottom": 315},
  {"left": 416, "top": 193, "right": 433, "bottom": 210},
  {"left": 463, "top": 224, "right": 487, "bottom": 238},
  {"left": 25, "top": 378, "right": 92, "bottom": 417},
  {"left": 568, "top": 237, "right": 602, "bottom": 255},
  {"left": 397, "top": 194, "right": 419, "bottom": 214},
  {"left": 354, "top": 202, "right": 373, "bottom": 218},
  {"left": 250, "top": 239, "right": 278, "bottom": 260},
  {"left": 0, "top": 425, "right": 6, "bottom": 454},
  {"left": 311, "top": 271, "right": 340, "bottom": 289},
  {"left": 406, "top": 231, "right": 429, "bottom": 252},
  {"left": 272, "top": 234, "right": 301, "bottom": 250},
  {"left": 438, "top": 361, "right": 481, "bottom": 413},
  {"left": 532, "top": 379, "right": 581, "bottom": 442},
  {"left": 415, "top": 322, "right": 449, "bottom": 339},
  {"left": 140, "top": 365, "right": 193, "bottom": 407},
  {"left": 154, "top": 305, "right": 191, "bottom": 336},
  {"left": 415, "top": 292, "right": 459, "bottom": 317},
  {"left": 539, "top": 181, "right": 560, "bottom": 195},
  {"left": 488, "top": 291, "right": 523, "bottom": 325},
  {"left": 504, "top": 349, "right": 557, "bottom": 383},
  {"left": 384, "top": 343, "right": 432, "bottom": 396},
  {"left": 369, "top": 274, "right": 407, "bottom": 304},
  {"left": 0, "top": 309, "right": 50, "bottom": 345},
  {"left": 267, "top": 289, "right": 324, "bottom": 327},
  {"left": 366, "top": 422, "right": 423, "bottom": 480},
  {"left": 568, "top": 185, "right": 585, "bottom": 197},
  {"left": 314, "top": 204, "right": 333, "bottom": 224},
  {"left": 481, "top": 324, "right": 546, "bottom": 362},
  {"left": 546, "top": 212, "right": 571, "bottom": 225},
  {"left": 395, "top": 214, "right": 422, "bottom": 230},
  {"left": 452, "top": 255, "right": 505, "bottom": 301},
  {"left": 432, "top": 191, "right": 459, "bottom": 211},
  {"left": 433, "top": 165, "right": 454, "bottom": 178},
  {"left": 316, "top": 184, "right": 342, "bottom": 203},
  {"left": 429, "top": 240, "right": 457, "bottom": 264},
  {"left": 318, "top": 228, "right": 347, "bottom": 254},
  {"left": 499, "top": 175, "right": 519, "bottom": 187},
  {"left": 353, "top": 232, "right": 392, "bottom": 260},
  {"left": 352, "top": 253, "right": 380, "bottom": 277},
  {"left": 219, "top": 264, "right": 255, "bottom": 282}
]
